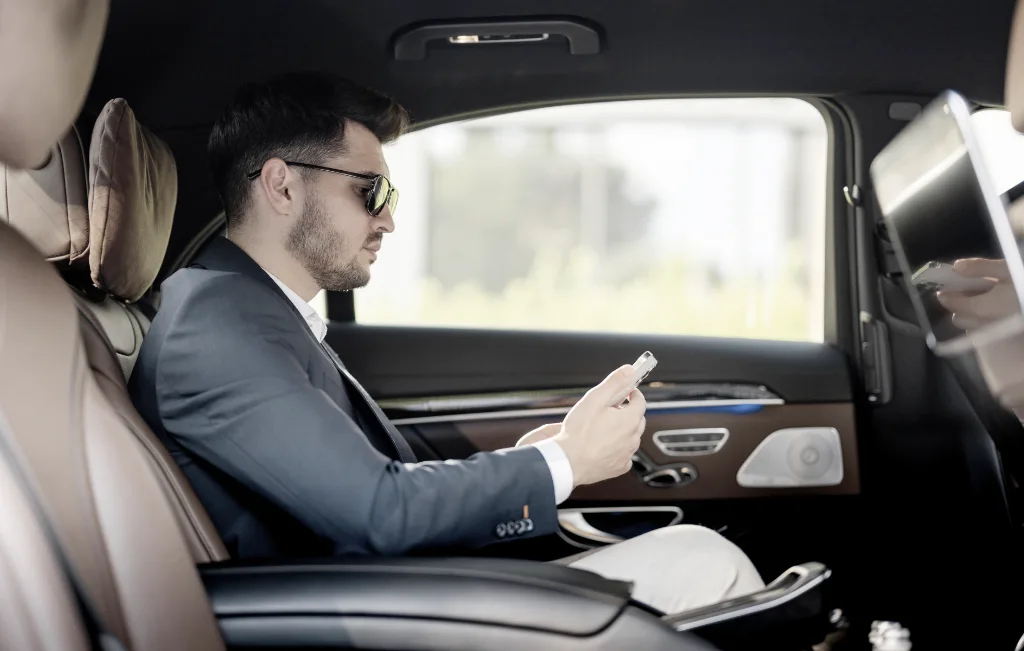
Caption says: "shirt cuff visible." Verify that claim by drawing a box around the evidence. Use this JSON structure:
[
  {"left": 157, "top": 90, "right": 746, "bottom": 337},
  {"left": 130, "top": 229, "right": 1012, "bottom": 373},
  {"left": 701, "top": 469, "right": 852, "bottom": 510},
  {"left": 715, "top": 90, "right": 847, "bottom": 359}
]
[{"left": 533, "top": 438, "right": 574, "bottom": 504}]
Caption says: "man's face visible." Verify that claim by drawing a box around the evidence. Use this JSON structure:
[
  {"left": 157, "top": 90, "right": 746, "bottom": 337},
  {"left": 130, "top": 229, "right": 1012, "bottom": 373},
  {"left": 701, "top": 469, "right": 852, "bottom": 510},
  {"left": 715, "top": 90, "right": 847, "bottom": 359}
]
[{"left": 286, "top": 122, "right": 395, "bottom": 292}]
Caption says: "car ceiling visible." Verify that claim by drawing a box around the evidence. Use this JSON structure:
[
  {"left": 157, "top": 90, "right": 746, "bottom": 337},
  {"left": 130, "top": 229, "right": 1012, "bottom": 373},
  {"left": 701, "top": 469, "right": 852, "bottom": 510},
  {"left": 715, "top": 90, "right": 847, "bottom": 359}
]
[{"left": 80, "top": 0, "right": 1019, "bottom": 273}]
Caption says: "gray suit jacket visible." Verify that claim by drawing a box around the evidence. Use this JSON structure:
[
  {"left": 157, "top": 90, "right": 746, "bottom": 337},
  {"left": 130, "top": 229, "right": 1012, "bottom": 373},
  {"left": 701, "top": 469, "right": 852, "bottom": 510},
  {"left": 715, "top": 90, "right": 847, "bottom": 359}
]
[{"left": 129, "top": 237, "right": 557, "bottom": 559}]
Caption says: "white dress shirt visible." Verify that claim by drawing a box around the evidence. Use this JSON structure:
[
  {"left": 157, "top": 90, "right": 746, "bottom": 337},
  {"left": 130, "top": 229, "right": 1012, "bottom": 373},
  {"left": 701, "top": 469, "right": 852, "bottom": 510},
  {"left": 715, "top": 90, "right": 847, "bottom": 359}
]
[
  {"left": 263, "top": 270, "right": 574, "bottom": 504},
  {"left": 266, "top": 272, "right": 329, "bottom": 343}
]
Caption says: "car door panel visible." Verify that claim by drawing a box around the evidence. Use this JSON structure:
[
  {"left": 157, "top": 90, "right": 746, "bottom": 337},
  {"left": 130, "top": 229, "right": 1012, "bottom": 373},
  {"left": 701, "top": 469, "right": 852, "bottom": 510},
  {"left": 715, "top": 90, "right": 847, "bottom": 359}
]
[
  {"left": 327, "top": 325, "right": 853, "bottom": 403},
  {"left": 411, "top": 404, "right": 860, "bottom": 503},
  {"left": 327, "top": 323, "right": 860, "bottom": 501},
  {"left": 327, "top": 323, "right": 861, "bottom": 571}
]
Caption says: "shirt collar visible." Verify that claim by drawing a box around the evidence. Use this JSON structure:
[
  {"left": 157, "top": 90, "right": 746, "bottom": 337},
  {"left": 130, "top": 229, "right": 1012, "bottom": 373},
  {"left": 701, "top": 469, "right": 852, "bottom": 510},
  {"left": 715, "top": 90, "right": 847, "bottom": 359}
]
[{"left": 263, "top": 270, "right": 328, "bottom": 343}]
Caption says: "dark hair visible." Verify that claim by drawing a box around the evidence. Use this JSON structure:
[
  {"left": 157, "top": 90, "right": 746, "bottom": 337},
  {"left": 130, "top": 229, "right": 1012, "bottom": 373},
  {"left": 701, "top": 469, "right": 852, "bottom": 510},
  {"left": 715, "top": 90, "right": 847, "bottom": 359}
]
[{"left": 208, "top": 71, "right": 409, "bottom": 225}]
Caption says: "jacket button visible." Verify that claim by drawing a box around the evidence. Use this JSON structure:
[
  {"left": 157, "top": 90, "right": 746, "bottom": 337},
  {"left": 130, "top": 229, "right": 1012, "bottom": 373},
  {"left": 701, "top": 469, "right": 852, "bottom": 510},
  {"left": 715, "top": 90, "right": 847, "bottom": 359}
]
[{"left": 496, "top": 523, "right": 507, "bottom": 538}]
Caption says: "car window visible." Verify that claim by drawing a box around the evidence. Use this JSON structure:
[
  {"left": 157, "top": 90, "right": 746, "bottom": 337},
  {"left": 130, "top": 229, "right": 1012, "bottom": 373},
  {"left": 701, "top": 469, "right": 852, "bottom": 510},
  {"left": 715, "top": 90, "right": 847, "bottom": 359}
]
[
  {"left": 971, "top": 108, "right": 1024, "bottom": 194},
  {"left": 352, "top": 98, "right": 829, "bottom": 343}
]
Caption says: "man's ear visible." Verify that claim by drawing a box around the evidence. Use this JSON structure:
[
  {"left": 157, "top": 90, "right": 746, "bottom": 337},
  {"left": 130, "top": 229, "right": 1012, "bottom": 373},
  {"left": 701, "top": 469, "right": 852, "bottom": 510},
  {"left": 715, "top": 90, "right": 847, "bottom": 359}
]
[{"left": 257, "top": 158, "right": 296, "bottom": 216}]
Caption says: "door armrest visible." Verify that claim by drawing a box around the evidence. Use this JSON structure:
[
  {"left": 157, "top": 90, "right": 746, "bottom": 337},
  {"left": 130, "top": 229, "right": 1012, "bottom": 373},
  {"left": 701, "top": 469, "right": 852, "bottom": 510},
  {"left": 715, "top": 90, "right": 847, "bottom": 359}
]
[{"left": 665, "top": 562, "right": 835, "bottom": 650}]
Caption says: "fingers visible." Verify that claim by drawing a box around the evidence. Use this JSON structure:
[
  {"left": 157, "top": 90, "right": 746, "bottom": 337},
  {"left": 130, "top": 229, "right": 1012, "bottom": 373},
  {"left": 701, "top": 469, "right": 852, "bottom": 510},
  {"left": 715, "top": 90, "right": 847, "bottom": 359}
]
[
  {"left": 616, "top": 458, "right": 633, "bottom": 476},
  {"left": 620, "top": 388, "right": 647, "bottom": 413},
  {"left": 612, "top": 419, "right": 646, "bottom": 477},
  {"left": 516, "top": 423, "right": 561, "bottom": 447},
  {"left": 587, "top": 365, "right": 636, "bottom": 403},
  {"left": 939, "top": 284, "right": 1020, "bottom": 324},
  {"left": 953, "top": 258, "right": 1011, "bottom": 280},
  {"left": 936, "top": 291, "right": 973, "bottom": 314},
  {"left": 935, "top": 291, "right": 959, "bottom": 311},
  {"left": 633, "top": 416, "right": 646, "bottom": 439},
  {"left": 950, "top": 311, "right": 991, "bottom": 329}
]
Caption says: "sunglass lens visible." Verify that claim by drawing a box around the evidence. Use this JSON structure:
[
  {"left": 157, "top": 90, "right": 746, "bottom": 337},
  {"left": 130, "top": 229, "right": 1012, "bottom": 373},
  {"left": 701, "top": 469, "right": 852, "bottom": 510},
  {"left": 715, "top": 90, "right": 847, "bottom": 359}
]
[
  {"left": 366, "top": 177, "right": 386, "bottom": 216},
  {"left": 371, "top": 177, "right": 398, "bottom": 217},
  {"left": 386, "top": 185, "right": 399, "bottom": 217}
]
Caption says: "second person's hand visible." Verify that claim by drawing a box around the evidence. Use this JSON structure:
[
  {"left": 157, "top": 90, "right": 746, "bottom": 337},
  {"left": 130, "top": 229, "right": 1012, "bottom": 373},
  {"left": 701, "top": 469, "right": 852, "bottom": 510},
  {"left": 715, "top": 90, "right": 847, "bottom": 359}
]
[{"left": 936, "top": 258, "right": 1018, "bottom": 330}]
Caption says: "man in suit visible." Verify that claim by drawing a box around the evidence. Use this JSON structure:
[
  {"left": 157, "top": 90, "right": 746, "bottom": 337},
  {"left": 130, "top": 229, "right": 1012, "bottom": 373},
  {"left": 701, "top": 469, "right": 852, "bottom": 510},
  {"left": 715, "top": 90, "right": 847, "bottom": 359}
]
[{"left": 130, "top": 71, "right": 765, "bottom": 614}]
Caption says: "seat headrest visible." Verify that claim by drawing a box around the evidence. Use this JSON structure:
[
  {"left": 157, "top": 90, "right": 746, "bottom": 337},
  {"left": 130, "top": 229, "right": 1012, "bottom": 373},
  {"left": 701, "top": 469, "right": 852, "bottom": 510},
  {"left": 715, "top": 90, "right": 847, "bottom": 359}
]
[
  {"left": 88, "top": 99, "right": 177, "bottom": 303},
  {"left": 0, "top": 0, "right": 109, "bottom": 169},
  {"left": 0, "top": 130, "right": 89, "bottom": 264},
  {"left": 1007, "top": 0, "right": 1024, "bottom": 130},
  {"left": 0, "top": 99, "right": 177, "bottom": 304}
]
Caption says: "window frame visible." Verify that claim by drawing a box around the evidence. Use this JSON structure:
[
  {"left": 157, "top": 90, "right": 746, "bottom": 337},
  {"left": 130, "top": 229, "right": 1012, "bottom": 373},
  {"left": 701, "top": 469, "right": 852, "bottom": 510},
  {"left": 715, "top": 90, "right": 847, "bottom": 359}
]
[{"left": 323, "top": 96, "right": 851, "bottom": 350}]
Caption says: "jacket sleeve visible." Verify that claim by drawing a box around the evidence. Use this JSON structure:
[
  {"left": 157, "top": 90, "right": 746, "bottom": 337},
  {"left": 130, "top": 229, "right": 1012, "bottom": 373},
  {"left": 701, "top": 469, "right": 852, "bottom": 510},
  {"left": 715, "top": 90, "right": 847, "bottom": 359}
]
[{"left": 154, "top": 274, "right": 558, "bottom": 556}]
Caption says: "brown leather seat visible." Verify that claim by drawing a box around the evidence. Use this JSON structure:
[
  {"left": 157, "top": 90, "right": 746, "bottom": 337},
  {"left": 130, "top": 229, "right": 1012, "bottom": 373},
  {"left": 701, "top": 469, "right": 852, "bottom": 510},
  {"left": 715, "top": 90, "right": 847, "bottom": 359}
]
[
  {"left": 0, "top": 451, "right": 91, "bottom": 651},
  {"left": 0, "top": 99, "right": 228, "bottom": 565},
  {"left": 0, "top": 0, "right": 109, "bottom": 169},
  {"left": 0, "top": 217, "right": 225, "bottom": 649}
]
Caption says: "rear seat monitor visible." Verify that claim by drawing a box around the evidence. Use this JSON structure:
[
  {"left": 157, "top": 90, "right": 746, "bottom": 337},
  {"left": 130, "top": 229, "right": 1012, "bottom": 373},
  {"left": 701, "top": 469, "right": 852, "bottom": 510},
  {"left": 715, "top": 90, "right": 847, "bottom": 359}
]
[{"left": 871, "top": 89, "right": 1024, "bottom": 356}]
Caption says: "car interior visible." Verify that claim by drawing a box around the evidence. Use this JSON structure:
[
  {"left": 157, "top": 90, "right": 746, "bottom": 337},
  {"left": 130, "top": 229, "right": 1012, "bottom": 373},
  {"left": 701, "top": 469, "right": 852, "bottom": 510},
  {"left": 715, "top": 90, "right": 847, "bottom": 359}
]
[{"left": 4, "top": 0, "right": 1024, "bottom": 649}]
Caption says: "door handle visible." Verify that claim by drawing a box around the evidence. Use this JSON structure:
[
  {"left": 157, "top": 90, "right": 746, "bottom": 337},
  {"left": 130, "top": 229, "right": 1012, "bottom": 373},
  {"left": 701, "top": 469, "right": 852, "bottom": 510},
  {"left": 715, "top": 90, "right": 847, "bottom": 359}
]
[
  {"left": 557, "top": 507, "right": 684, "bottom": 546},
  {"left": 642, "top": 464, "right": 698, "bottom": 488},
  {"left": 631, "top": 452, "right": 653, "bottom": 475},
  {"left": 557, "top": 511, "right": 624, "bottom": 544}
]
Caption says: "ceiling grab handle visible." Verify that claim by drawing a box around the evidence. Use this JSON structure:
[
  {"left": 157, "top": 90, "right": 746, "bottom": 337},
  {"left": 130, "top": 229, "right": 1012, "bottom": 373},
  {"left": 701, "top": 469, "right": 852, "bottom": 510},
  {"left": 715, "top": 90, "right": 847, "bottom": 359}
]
[{"left": 393, "top": 19, "right": 601, "bottom": 61}]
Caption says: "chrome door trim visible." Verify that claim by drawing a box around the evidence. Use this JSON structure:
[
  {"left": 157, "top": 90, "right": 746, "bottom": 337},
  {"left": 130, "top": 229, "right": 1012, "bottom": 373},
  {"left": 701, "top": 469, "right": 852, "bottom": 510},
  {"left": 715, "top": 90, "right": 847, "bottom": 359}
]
[
  {"left": 390, "top": 399, "right": 782, "bottom": 426},
  {"left": 382, "top": 382, "right": 781, "bottom": 422}
]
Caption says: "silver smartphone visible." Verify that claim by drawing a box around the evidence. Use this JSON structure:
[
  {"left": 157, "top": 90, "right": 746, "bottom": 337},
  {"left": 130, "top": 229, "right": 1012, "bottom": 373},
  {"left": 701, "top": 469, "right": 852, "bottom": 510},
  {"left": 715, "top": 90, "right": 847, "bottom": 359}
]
[
  {"left": 911, "top": 261, "right": 997, "bottom": 294},
  {"left": 610, "top": 351, "right": 657, "bottom": 406},
  {"left": 870, "top": 89, "right": 1024, "bottom": 356}
]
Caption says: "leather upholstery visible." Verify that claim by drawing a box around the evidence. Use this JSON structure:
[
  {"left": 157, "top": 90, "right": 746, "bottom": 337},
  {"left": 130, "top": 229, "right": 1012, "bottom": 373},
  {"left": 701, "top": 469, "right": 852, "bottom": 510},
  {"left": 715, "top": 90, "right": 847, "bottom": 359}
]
[
  {"left": 2, "top": 98, "right": 178, "bottom": 307},
  {"left": 88, "top": 98, "right": 177, "bottom": 303},
  {"left": 203, "top": 557, "right": 633, "bottom": 637},
  {"left": 0, "top": 130, "right": 89, "bottom": 264},
  {"left": 0, "top": 99, "right": 228, "bottom": 565},
  {"left": 0, "top": 452, "right": 90, "bottom": 651},
  {"left": 80, "top": 296, "right": 149, "bottom": 379},
  {"left": 0, "top": 0, "right": 109, "bottom": 169},
  {"left": 1009, "top": 0, "right": 1024, "bottom": 131},
  {"left": 0, "top": 222, "right": 225, "bottom": 650},
  {"left": 78, "top": 300, "right": 228, "bottom": 563}
]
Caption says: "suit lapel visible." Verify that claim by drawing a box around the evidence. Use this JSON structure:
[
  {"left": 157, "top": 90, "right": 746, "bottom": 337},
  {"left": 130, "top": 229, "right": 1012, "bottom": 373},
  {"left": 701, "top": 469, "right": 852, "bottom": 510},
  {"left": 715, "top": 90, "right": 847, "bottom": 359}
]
[
  {"left": 318, "top": 343, "right": 416, "bottom": 463},
  {"left": 190, "top": 237, "right": 416, "bottom": 463}
]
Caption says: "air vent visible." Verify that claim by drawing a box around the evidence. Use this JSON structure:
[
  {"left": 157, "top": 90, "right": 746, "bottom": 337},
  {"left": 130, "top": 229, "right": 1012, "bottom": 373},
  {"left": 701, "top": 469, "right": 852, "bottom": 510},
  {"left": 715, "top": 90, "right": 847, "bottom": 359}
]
[{"left": 653, "top": 428, "right": 729, "bottom": 456}]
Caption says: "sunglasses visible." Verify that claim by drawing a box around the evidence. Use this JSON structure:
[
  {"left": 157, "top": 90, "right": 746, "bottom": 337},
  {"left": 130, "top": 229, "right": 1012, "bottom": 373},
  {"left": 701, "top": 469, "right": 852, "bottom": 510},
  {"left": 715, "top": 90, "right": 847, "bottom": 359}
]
[{"left": 246, "top": 161, "right": 399, "bottom": 217}]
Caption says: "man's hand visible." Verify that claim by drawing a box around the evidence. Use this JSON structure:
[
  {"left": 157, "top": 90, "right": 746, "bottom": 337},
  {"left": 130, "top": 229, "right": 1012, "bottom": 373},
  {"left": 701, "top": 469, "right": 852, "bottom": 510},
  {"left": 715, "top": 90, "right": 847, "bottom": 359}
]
[
  {"left": 936, "top": 258, "right": 1018, "bottom": 330},
  {"left": 553, "top": 365, "right": 647, "bottom": 487},
  {"left": 516, "top": 423, "right": 562, "bottom": 447},
  {"left": 936, "top": 258, "right": 1024, "bottom": 416}
]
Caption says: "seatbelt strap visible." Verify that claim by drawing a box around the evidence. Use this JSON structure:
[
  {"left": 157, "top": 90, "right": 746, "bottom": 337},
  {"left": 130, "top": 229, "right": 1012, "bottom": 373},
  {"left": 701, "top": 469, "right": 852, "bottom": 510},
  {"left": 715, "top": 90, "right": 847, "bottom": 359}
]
[{"left": 0, "top": 414, "right": 128, "bottom": 651}]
